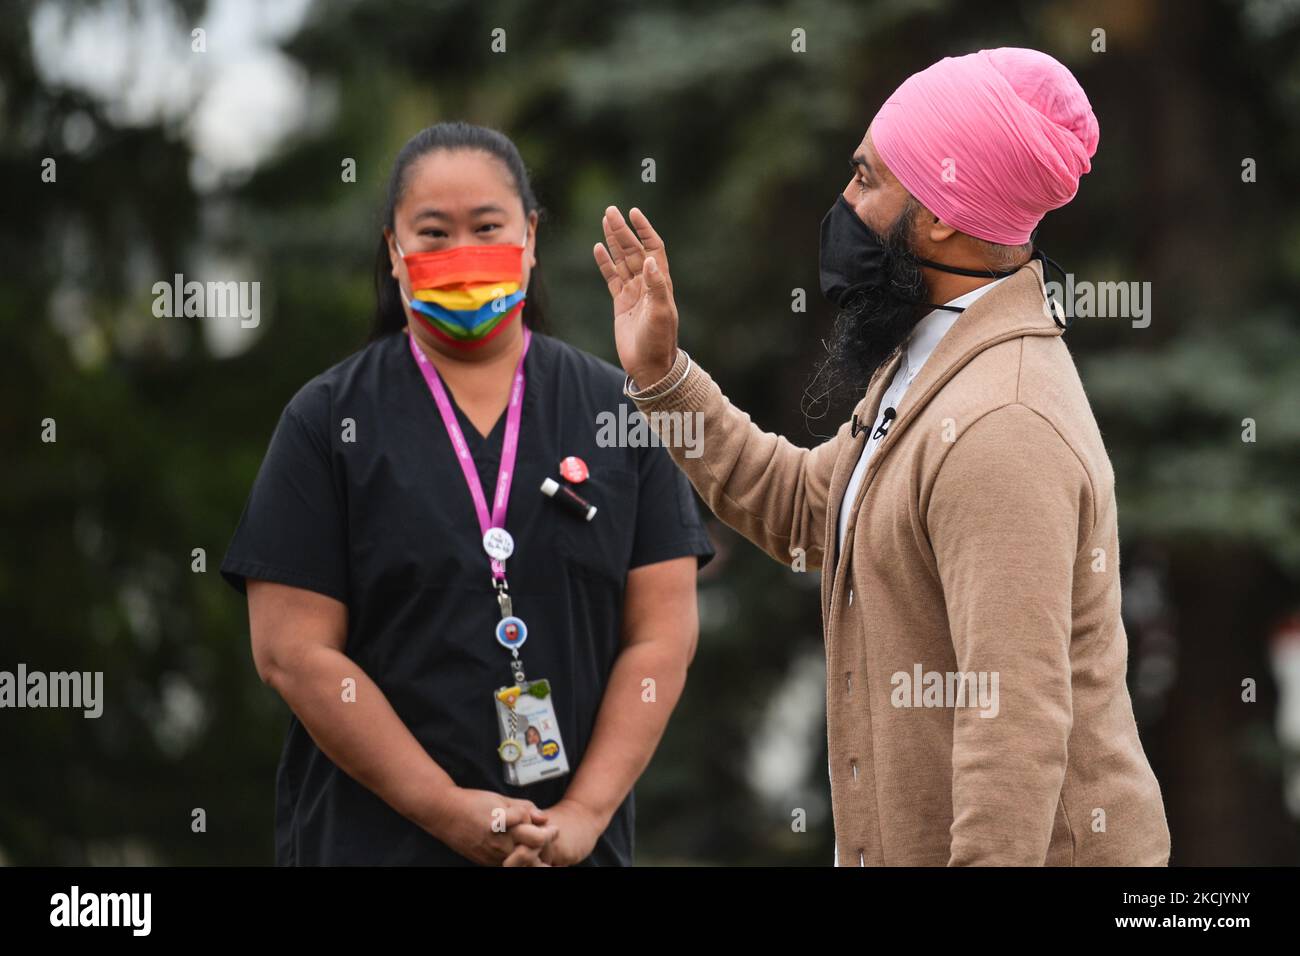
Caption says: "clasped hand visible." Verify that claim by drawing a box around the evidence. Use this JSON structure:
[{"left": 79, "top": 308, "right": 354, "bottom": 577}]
[{"left": 439, "top": 789, "right": 603, "bottom": 866}]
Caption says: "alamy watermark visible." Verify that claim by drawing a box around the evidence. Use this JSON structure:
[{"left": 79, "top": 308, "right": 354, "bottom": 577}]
[
  {"left": 50, "top": 886, "right": 150, "bottom": 935},
  {"left": 152, "top": 273, "right": 260, "bottom": 328},
  {"left": 891, "top": 664, "right": 1000, "bottom": 718},
  {"left": 1044, "top": 273, "right": 1151, "bottom": 329},
  {"left": 1, "top": 664, "right": 103, "bottom": 718},
  {"left": 596, "top": 403, "right": 703, "bottom": 459}
]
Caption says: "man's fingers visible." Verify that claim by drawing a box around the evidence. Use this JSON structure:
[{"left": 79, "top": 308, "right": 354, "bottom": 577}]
[
  {"left": 604, "top": 206, "right": 647, "bottom": 276},
  {"left": 644, "top": 256, "right": 672, "bottom": 304},
  {"left": 629, "top": 207, "right": 672, "bottom": 292},
  {"left": 601, "top": 211, "right": 634, "bottom": 284},
  {"left": 600, "top": 215, "right": 630, "bottom": 286},
  {"left": 629, "top": 207, "right": 667, "bottom": 259},
  {"left": 628, "top": 206, "right": 661, "bottom": 245},
  {"left": 593, "top": 243, "right": 624, "bottom": 299}
]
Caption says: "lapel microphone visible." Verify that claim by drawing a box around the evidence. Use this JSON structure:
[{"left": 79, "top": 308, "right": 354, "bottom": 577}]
[
  {"left": 852, "top": 406, "right": 898, "bottom": 440},
  {"left": 872, "top": 407, "right": 897, "bottom": 440}
]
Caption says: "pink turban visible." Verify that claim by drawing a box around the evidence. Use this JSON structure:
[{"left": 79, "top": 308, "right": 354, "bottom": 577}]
[{"left": 870, "top": 48, "right": 1099, "bottom": 245}]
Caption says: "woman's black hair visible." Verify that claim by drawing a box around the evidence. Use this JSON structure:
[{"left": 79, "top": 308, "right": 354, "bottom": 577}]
[{"left": 370, "top": 121, "right": 549, "bottom": 341}]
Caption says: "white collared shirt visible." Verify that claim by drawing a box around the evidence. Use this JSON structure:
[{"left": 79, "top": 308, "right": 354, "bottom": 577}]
[
  {"left": 829, "top": 275, "right": 1007, "bottom": 868},
  {"left": 833, "top": 277, "right": 1008, "bottom": 554}
]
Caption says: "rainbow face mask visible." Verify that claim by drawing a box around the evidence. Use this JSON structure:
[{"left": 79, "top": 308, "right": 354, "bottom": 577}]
[{"left": 396, "top": 236, "right": 528, "bottom": 348}]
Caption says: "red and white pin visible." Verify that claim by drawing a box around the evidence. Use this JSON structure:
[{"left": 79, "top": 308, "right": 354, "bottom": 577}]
[{"left": 559, "top": 455, "right": 589, "bottom": 484}]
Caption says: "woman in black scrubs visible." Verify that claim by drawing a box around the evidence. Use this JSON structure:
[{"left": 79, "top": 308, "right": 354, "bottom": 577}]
[{"left": 220, "top": 122, "right": 713, "bottom": 866}]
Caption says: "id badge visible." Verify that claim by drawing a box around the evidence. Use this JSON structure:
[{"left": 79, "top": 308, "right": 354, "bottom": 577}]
[{"left": 494, "top": 678, "right": 570, "bottom": 787}]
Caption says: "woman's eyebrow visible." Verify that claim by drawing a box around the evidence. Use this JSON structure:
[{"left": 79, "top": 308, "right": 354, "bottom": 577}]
[{"left": 412, "top": 203, "right": 507, "bottom": 222}]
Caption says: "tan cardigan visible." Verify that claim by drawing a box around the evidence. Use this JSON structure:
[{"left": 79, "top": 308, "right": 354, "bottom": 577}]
[{"left": 631, "top": 260, "right": 1171, "bottom": 865}]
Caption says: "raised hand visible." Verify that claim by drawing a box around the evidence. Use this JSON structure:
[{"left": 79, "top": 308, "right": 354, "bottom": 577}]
[{"left": 593, "top": 206, "right": 679, "bottom": 388}]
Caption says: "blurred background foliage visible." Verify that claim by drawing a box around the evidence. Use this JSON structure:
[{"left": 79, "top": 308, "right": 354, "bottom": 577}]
[{"left": 1, "top": 0, "right": 1298, "bottom": 864}]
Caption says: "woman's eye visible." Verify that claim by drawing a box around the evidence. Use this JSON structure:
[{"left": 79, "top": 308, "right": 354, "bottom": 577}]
[
  {"left": 477, "top": 223, "right": 500, "bottom": 233},
  {"left": 418, "top": 229, "right": 447, "bottom": 239}
]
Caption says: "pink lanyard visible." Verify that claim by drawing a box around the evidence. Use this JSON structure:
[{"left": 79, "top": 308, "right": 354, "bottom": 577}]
[{"left": 407, "top": 328, "right": 532, "bottom": 580}]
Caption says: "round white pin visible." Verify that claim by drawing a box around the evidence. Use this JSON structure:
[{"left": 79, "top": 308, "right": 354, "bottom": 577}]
[{"left": 482, "top": 527, "right": 515, "bottom": 561}]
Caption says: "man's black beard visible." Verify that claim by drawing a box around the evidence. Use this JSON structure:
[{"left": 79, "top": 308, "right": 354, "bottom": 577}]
[{"left": 808, "top": 211, "right": 930, "bottom": 415}]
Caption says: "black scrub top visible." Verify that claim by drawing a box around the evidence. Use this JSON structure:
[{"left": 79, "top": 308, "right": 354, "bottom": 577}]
[{"left": 221, "top": 329, "right": 714, "bottom": 865}]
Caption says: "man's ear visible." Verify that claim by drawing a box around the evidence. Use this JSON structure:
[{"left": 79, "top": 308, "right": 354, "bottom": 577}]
[{"left": 927, "top": 215, "right": 958, "bottom": 244}]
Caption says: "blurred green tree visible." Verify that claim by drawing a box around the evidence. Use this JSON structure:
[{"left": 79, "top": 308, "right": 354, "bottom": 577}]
[{"left": 1, "top": 0, "right": 1296, "bottom": 865}]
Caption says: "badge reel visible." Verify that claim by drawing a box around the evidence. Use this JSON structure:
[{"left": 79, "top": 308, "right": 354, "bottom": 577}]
[{"left": 486, "top": 529, "right": 570, "bottom": 787}]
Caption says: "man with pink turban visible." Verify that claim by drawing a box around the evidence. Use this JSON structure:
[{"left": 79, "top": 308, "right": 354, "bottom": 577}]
[{"left": 595, "top": 48, "right": 1171, "bottom": 866}]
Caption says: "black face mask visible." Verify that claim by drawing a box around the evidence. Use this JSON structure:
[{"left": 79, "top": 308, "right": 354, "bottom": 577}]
[{"left": 818, "top": 194, "right": 1025, "bottom": 314}]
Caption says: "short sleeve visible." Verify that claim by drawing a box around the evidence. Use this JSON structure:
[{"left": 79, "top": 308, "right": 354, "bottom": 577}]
[
  {"left": 628, "top": 441, "right": 715, "bottom": 571},
  {"left": 220, "top": 399, "right": 350, "bottom": 604}
]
